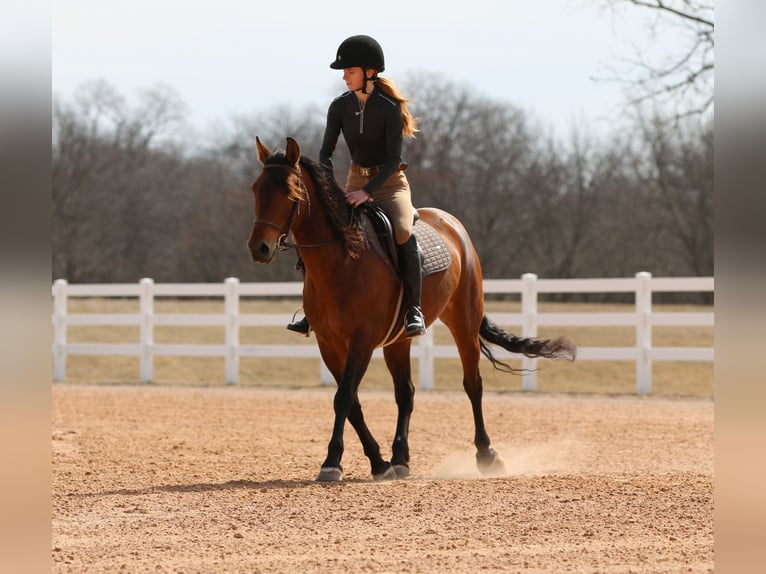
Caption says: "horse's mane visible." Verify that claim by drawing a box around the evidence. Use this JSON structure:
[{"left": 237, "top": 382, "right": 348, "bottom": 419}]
[{"left": 264, "top": 152, "right": 368, "bottom": 259}]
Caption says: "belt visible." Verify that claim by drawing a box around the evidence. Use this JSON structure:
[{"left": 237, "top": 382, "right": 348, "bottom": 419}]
[{"left": 350, "top": 162, "right": 408, "bottom": 177}]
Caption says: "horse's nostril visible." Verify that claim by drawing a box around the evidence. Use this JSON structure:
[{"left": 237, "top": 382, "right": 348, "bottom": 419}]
[{"left": 247, "top": 240, "right": 272, "bottom": 262}]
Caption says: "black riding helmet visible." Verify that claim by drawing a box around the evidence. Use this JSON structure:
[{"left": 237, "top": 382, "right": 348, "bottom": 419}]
[{"left": 329, "top": 35, "right": 385, "bottom": 72}]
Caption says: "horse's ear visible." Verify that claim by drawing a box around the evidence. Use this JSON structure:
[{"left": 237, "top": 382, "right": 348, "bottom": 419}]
[
  {"left": 285, "top": 137, "right": 301, "bottom": 167},
  {"left": 256, "top": 137, "right": 271, "bottom": 165}
]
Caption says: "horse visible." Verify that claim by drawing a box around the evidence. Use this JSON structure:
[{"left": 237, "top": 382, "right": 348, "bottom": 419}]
[{"left": 247, "top": 137, "right": 576, "bottom": 482}]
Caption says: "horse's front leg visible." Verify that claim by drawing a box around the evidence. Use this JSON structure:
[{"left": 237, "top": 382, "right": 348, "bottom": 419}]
[
  {"left": 347, "top": 398, "right": 396, "bottom": 481},
  {"left": 383, "top": 341, "right": 415, "bottom": 478},
  {"left": 316, "top": 348, "right": 393, "bottom": 482}
]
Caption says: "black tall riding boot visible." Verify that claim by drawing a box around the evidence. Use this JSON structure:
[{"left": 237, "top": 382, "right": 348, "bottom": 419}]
[
  {"left": 286, "top": 256, "right": 310, "bottom": 336},
  {"left": 397, "top": 235, "right": 426, "bottom": 337}
]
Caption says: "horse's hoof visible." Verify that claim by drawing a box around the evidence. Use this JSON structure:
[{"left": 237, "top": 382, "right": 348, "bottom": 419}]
[
  {"left": 477, "top": 450, "right": 507, "bottom": 477},
  {"left": 373, "top": 465, "right": 397, "bottom": 481},
  {"left": 316, "top": 466, "right": 344, "bottom": 482},
  {"left": 392, "top": 464, "right": 410, "bottom": 479}
]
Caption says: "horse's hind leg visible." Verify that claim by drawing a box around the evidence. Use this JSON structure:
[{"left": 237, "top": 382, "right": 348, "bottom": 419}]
[
  {"left": 443, "top": 317, "right": 507, "bottom": 476},
  {"left": 383, "top": 341, "right": 415, "bottom": 478}
]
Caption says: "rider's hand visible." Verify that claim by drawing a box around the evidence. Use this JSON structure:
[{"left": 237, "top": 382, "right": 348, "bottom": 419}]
[{"left": 345, "top": 189, "right": 372, "bottom": 208}]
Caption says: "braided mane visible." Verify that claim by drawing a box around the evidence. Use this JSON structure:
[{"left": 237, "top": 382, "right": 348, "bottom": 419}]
[{"left": 264, "top": 152, "right": 368, "bottom": 259}]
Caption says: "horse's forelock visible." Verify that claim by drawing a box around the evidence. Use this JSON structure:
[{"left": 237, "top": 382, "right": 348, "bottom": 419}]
[
  {"left": 259, "top": 152, "right": 304, "bottom": 201},
  {"left": 263, "top": 150, "right": 288, "bottom": 166}
]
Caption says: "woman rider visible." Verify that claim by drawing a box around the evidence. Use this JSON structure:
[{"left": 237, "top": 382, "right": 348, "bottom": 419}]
[{"left": 287, "top": 34, "right": 426, "bottom": 338}]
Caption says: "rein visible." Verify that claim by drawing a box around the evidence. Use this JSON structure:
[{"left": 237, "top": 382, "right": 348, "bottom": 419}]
[{"left": 254, "top": 163, "right": 340, "bottom": 251}]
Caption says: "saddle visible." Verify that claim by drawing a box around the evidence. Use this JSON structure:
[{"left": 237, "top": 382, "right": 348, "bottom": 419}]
[
  {"left": 359, "top": 203, "right": 452, "bottom": 279},
  {"left": 353, "top": 204, "right": 453, "bottom": 347}
]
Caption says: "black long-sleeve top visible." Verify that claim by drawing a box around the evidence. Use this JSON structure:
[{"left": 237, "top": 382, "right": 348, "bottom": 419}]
[{"left": 318, "top": 87, "right": 404, "bottom": 196}]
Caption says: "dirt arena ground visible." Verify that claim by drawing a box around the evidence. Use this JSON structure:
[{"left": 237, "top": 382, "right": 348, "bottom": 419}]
[{"left": 52, "top": 384, "right": 713, "bottom": 573}]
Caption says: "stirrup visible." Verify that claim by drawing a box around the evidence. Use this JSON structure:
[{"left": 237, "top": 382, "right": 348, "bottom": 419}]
[
  {"left": 286, "top": 314, "right": 310, "bottom": 337},
  {"left": 404, "top": 307, "right": 426, "bottom": 338}
]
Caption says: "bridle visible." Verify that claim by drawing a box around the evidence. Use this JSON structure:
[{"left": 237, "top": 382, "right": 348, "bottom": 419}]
[{"left": 253, "top": 163, "right": 340, "bottom": 251}]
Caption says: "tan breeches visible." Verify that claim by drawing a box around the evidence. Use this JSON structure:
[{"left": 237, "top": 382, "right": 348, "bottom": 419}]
[{"left": 346, "top": 171, "right": 414, "bottom": 245}]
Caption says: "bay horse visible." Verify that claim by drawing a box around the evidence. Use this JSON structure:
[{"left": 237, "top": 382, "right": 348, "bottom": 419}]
[{"left": 247, "top": 137, "right": 576, "bottom": 482}]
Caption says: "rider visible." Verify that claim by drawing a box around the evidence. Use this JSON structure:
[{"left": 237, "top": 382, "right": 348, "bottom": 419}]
[{"left": 287, "top": 34, "right": 426, "bottom": 338}]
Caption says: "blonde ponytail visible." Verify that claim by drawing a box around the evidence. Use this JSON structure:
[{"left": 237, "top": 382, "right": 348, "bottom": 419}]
[{"left": 376, "top": 76, "right": 420, "bottom": 138}]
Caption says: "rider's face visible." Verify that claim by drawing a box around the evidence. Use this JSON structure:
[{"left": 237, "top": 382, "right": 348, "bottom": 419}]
[{"left": 343, "top": 67, "right": 367, "bottom": 92}]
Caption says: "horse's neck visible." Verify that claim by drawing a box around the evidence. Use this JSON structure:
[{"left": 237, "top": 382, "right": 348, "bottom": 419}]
[{"left": 292, "top": 181, "right": 346, "bottom": 266}]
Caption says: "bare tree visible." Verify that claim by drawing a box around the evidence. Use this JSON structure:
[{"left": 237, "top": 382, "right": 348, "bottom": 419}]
[
  {"left": 209, "top": 105, "right": 326, "bottom": 183},
  {"left": 52, "top": 80, "right": 192, "bottom": 282},
  {"left": 603, "top": 0, "right": 714, "bottom": 120},
  {"left": 632, "top": 113, "right": 714, "bottom": 276},
  {"left": 52, "top": 75, "right": 713, "bottom": 288},
  {"left": 402, "top": 73, "right": 544, "bottom": 277}
]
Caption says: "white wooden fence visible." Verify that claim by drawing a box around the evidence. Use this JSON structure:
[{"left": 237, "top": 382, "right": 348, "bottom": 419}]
[{"left": 51, "top": 272, "right": 714, "bottom": 394}]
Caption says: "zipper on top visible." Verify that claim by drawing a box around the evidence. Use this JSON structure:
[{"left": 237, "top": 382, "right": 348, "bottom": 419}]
[{"left": 356, "top": 97, "right": 366, "bottom": 134}]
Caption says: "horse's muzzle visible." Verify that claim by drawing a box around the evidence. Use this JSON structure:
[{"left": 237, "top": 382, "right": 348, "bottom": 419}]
[{"left": 248, "top": 239, "right": 275, "bottom": 263}]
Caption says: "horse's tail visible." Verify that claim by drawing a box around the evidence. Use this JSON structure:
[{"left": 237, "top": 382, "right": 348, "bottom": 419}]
[{"left": 479, "top": 315, "right": 577, "bottom": 374}]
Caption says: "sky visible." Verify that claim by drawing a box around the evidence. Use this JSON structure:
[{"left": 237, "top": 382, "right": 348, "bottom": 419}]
[{"left": 51, "top": 0, "right": 685, "bottom": 140}]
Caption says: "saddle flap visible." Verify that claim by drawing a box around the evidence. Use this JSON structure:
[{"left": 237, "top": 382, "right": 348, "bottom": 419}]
[
  {"left": 360, "top": 204, "right": 452, "bottom": 279},
  {"left": 362, "top": 203, "right": 399, "bottom": 267}
]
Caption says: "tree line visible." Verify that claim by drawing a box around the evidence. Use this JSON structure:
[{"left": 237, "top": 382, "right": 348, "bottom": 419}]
[{"left": 52, "top": 75, "right": 712, "bottom": 301}]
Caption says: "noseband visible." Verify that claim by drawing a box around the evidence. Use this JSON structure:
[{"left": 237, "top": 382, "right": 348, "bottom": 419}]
[{"left": 253, "top": 163, "right": 339, "bottom": 251}]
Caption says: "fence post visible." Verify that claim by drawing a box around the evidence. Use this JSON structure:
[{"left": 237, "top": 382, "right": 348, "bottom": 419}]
[
  {"left": 418, "top": 326, "right": 435, "bottom": 390},
  {"left": 635, "top": 271, "right": 652, "bottom": 395},
  {"left": 521, "top": 273, "right": 539, "bottom": 391},
  {"left": 139, "top": 278, "right": 154, "bottom": 383},
  {"left": 225, "top": 277, "right": 240, "bottom": 385},
  {"left": 52, "top": 279, "right": 68, "bottom": 382}
]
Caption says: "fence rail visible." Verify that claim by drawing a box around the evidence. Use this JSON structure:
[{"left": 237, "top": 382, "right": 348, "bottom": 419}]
[{"left": 51, "top": 272, "right": 714, "bottom": 394}]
